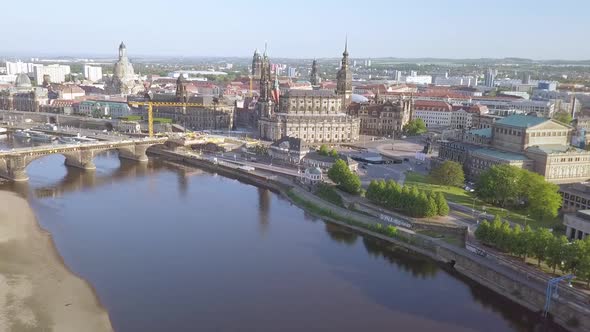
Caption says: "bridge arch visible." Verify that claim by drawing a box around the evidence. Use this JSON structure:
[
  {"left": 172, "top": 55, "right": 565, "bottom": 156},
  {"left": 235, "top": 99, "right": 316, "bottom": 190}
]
[{"left": 0, "top": 138, "right": 166, "bottom": 182}]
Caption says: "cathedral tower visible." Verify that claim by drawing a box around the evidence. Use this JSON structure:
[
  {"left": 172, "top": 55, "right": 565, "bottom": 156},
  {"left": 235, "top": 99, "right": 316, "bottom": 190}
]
[
  {"left": 310, "top": 59, "right": 321, "bottom": 86},
  {"left": 252, "top": 49, "right": 263, "bottom": 78},
  {"left": 336, "top": 39, "right": 352, "bottom": 108}
]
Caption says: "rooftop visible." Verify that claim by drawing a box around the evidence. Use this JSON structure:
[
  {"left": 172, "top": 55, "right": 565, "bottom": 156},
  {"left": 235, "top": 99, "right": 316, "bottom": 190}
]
[
  {"left": 526, "top": 144, "right": 589, "bottom": 155},
  {"left": 495, "top": 115, "right": 549, "bottom": 128},
  {"left": 472, "top": 148, "right": 530, "bottom": 161},
  {"left": 285, "top": 89, "right": 336, "bottom": 98},
  {"left": 468, "top": 127, "right": 492, "bottom": 138}
]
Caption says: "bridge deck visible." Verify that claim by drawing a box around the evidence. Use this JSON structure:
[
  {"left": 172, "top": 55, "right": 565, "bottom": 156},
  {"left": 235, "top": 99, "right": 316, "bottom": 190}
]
[{"left": 0, "top": 138, "right": 168, "bottom": 156}]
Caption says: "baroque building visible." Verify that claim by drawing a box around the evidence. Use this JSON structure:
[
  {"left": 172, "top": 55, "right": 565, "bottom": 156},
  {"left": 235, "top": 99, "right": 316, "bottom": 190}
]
[
  {"left": 347, "top": 95, "right": 413, "bottom": 137},
  {"left": 0, "top": 73, "right": 48, "bottom": 112},
  {"left": 104, "top": 42, "right": 145, "bottom": 95},
  {"left": 436, "top": 114, "right": 590, "bottom": 184},
  {"left": 257, "top": 42, "right": 359, "bottom": 144}
]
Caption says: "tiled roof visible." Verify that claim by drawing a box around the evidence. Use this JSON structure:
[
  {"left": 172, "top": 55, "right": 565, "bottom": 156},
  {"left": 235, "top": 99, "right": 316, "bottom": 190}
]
[
  {"left": 414, "top": 100, "right": 452, "bottom": 111},
  {"left": 472, "top": 148, "right": 530, "bottom": 161},
  {"left": 495, "top": 115, "right": 549, "bottom": 128},
  {"left": 285, "top": 89, "right": 336, "bottom": 98}
]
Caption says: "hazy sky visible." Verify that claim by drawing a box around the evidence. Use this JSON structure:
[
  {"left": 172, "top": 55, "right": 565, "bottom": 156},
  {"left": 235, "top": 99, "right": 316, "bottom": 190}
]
[{"left": 2, "top": 0, "right": 589, "bottom": 59}]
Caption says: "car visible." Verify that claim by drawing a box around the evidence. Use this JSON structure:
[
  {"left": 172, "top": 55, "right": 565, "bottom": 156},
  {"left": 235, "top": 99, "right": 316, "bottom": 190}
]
[
  {"left": 401, "top": 135, "right": 407, "bottom": 139},
  {"left": 403, "top": 158, "right": 410, "bottom": 162}
]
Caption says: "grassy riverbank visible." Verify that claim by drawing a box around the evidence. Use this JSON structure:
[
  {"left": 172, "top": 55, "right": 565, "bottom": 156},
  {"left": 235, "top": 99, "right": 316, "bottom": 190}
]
[{"left": 0, "top": 191, "right": 113, "bottom": 332}]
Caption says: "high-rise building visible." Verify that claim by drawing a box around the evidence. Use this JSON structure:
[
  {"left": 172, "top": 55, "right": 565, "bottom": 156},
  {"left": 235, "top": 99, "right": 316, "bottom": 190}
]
[
  {"left": 84, "top": 65, "right": 103, "bottom": 82},
  {"left": 33, "top": 64, "right": 71, "bottom": 84},
  {"left": 336, "top": 39, "right": 353, "bottom": 109},
  {"left": 287, "top": 67, "right": 297, "bottom": 78},
  {"left": 484, "top": 68, "right": 496, "bottom": 87}
]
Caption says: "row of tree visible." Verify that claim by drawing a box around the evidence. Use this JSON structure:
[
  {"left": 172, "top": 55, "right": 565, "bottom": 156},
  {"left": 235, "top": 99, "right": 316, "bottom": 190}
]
[
  {"left": 366, "top": 179, "right": 449, "bottom": 218},
  {"left": 476, "top": 164, "right": 562, "bottom": 221},
  {"left": 475, "top": 217, "right": 590, "bottom": 284},
  {"left": 327, "top": 159, "right": 362, "bottom": 194}
]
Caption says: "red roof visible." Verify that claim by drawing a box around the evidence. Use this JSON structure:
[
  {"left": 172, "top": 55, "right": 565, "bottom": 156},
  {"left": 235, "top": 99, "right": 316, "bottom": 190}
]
[{"left": 414, "top": 100, "right": 453, "bottom": 111}]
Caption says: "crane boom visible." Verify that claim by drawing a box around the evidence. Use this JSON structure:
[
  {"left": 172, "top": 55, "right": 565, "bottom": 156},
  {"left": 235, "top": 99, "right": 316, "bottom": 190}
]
[{"left": 128, "top": 101, "right": 205, "bottom": 137}]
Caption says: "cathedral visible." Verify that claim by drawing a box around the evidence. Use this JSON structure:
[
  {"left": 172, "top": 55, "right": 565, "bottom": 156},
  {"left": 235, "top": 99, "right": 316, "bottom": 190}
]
[
  {"left": 257, "top": 42, "right": 360, "bottom": 144},
  {"left": 104, "top": 42, "right": 145, "bottom": 95}
]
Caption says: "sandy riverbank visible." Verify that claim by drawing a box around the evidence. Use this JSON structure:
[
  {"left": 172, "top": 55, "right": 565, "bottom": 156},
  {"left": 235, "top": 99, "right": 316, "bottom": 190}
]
[{"left": 0, "top": 191, "right": 113, "bottom": 332}]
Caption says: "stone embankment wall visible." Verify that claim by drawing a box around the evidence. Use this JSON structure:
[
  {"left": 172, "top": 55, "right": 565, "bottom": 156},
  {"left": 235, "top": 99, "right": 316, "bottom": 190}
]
[{"left": 149, "top": 147, "right": 590, "bottom": 332}]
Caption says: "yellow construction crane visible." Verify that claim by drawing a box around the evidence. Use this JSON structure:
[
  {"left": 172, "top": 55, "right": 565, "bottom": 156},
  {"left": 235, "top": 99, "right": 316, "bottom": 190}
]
[{"left": 127, "top": 101, "right": 204, "bottom": 137}]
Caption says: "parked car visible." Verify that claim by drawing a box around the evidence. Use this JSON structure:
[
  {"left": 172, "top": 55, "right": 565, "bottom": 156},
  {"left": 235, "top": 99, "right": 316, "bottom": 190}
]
[{"left": 403, "top": 158, "right": 410, "bottom": 162}]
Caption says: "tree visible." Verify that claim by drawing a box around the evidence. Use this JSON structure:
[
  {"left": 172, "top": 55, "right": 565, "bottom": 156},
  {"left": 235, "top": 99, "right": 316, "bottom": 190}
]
[
  {"left": 318, "top": 144, "right": 329, "bottom": 156},
  {"left": 526, "top": 177, "right": 562, "bottom": 221},
  {"left": 327, "top": 159, "right": 361, "bottom": 194},
  {"left": 476, "top": 165, "right": 522, "bottom": 206},
  {"left": 403, "top": 119, "right": 427, "bottom": 135},
  {"left": 509, "top": 225, "right": 523, "bottom": 255},
  {"left": 546, "top": 235, "right": 569, "bottom": 274},
  {"left": 475, "top": 220, "right": 491, "bottom": 244},
  {"left": 327, "top": 159, "right": 348, "bottom": 184},
  {"left": 531, "top": 228, "right": 554, "bottom": 267},
  {"left": 553, "top": 111, "right": 573, "bottom": 125},
  {"left": 425, "top": 194, "right": 439, "bottom": 218},
  {"left": 329, "top": 149, "right": 339, "bottom": 158},
  {"left": 434, "top": 192, "right": 449, "bottom": 216},
  {"left": 578, "top": 238, "right": 590, "bottom": 286},
  {"left": 430, "top": 161, "right": 465, "bottom": 187},
  {"left": 521, "top": 225, "right": 535, "bottom": 260}
]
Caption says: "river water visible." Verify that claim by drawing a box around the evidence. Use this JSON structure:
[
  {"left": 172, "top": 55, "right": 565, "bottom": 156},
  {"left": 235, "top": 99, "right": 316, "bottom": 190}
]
[{"left": 0, "top": 135, "right": 564, "bottom": 332}]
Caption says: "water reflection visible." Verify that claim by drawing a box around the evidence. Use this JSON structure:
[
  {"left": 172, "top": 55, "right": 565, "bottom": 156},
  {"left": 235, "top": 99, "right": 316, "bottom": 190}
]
[
  {"left": 258, "top": 188, "right": 270, "bottom": 234},
  {"left": 362, "top": 237, "right": 438, "bottom": 279},
  {"left": 0, "top": 136, "right": 568, "bottom": 332},
  {"left": 324, "top": 223, "right": 358, "bottom": 246}
]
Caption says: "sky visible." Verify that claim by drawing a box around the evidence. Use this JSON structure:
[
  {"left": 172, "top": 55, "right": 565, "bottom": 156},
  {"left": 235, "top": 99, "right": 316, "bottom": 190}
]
[{"left": 1, "top": 0, "right": 589, "bottom": 60}]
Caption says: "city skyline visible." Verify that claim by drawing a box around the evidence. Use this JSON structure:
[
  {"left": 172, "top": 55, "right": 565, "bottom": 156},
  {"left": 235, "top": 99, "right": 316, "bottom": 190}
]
[{"left": 1, "top": 0, "right": 589, "bottom": 60}]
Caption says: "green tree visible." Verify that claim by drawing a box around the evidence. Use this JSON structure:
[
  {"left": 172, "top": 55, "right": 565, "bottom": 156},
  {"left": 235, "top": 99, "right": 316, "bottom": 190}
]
[
  {"left": 475, "top": 220, "right": 491, "bottom": 243},
  {"left": 553, "top": 111, "right": 573, "bottom": 125},
  {"left": 434, "top": 191, "right": 449, "bottom": 216},
  {"left": 329, "top": 149, "right": 339, "bottom": 158},
  {"left": 521, "top": 225, "right": 535, "bottom": 260},
  {"left": 509, "top": 225, "right": 523, "bottom": 255},
  {"left": 526, "top": 177, "right": 562, "bottom": 221},
  {"left": 476, "top": 164, "right": 522, "bottom": 206},
  {"left": 318, "top": 144, "right": 329, "bottom": 156},
  {"left": 531, "top": 228, "right": 554, "bottom": 267},
  {"left": 498, "top": 221, "right": 513, "bottom": 251},
  {"left": 563, "top": 240, "right": 585, "bottom": 274},
  {"left": 327, "top": 159, "right": 361, "bottom": 194},
  {"left": 402, "top": 118, "right": 427, "bottom": 135},
  {"left": 546, "top": 235, "right": 569, "bottom": 274},
  {"left": 425, "top": 194, "right": 439, "bottom": 218},
  {"left": 430, "top": 161, "right": 465, "bottom": 187},
  {"left": 578, "top": 238, "right": 590, "bottom": 286}
]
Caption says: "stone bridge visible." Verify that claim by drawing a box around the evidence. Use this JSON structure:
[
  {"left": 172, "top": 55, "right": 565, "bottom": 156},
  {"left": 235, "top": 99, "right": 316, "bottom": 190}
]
[{"left": 0, "top": 137, "right": 168, "bottom": 181}]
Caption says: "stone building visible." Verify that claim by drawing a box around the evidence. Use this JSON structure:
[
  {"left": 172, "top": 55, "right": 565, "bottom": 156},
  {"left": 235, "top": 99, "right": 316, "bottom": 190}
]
[
  {"left": 104, "top": 42, "right": 145, "bottom": 95},
  {"left": 251, "top": 49, "right": 263, "bottom": 78},
  {"left": 145, "top": 74, "right": 234, "bottom": 131},
  {"left": 559, "top": 182, "right": 590, "bottom": 213},
  {"left": 563, "top": 210, "right": 590, "bottom": 240},
  {"left": 347, "top": 96, "right": 412, "bottom": 137},
  {"left": 0, "top": 73, "right": 48, "bottom": 112},
  {"left": 257, "top": 43, "right": 360, "bottom": 144},
  {"left": 436, "top": 114, "right": 590, "bottom": 184}
]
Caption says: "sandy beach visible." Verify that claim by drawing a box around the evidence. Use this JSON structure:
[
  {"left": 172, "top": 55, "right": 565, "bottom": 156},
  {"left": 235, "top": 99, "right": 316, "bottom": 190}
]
[{"left": 0, "top": 191, "right": 113, "bottom": 332}]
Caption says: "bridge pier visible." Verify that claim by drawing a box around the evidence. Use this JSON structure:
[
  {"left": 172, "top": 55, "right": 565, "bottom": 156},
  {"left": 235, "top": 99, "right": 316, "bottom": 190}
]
[
  {"left": 64, "top": 150, "right": 96, "bottom": 171},
  {"left": 3, "top": 156, "right": 29, "bottom": 182},
  {"left": 118, "top": 144, "right": 149, "bottom": 163}
]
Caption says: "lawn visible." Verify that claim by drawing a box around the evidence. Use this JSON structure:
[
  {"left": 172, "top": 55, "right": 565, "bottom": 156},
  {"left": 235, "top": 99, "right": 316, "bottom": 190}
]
[{"left": 404, "top": 172, "right": 559, "bottom": 229}]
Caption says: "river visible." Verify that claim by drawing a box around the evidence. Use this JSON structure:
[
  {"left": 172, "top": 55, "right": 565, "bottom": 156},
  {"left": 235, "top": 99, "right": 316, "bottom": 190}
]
[{"left": 0, "top": 135, "right": 564, "bottom": 332}]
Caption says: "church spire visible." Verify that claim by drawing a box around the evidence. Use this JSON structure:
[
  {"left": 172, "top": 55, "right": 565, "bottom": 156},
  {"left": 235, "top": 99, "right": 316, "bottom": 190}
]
[{"left": 343, "top": 36, "right": 348, "bottom": 57}]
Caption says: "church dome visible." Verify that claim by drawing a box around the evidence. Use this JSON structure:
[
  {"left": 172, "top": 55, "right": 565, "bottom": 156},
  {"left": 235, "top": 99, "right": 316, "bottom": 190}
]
[
  {"left": 15, "top": 73, "right": 32, "bottom": 88},
  {"left": 351, "top": 94, "right": 368, "bottom": 103}
]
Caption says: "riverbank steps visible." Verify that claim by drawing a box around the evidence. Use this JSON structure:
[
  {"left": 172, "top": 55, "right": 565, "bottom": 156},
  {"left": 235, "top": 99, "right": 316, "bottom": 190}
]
[{"left": 0, "top": 191, "right": 113, "bottom": 332}]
